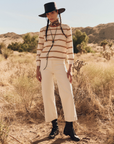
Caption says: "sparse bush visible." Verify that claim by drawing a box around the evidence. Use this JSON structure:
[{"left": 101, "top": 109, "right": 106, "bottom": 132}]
[
  {"left": 108, "top": 43, "right": 114, "bottom": 56},
  {"left": 76, "top": 42, "right": 93, "bottom": 54},
  {"left": 108, "top": 42, "right": 113, "bottom": 48},
  {"left": 76, "top": 42, "right": 86, "bottom": 54},
  {"left": 102, "top": 50, "right": 111, "bottom": 61},
  {"left": 13, "top": 75, "right": 40, "bottom": 114},
  {"left": 100, "top": 40, "right": 113, "bottom": 60},
  {"left": 72, "top": 59, "right": 87, "bottom": 75},
  {"left": 100, "top": 39, "right": 108, "bottom": 51},
  {"left": 85, "top": 46, "right": 93, "bottom": 53}
]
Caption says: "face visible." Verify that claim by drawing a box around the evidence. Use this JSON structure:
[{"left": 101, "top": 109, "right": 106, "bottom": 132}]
[{"left": 46, "top": 10, "right": 58, "bottom": 23}]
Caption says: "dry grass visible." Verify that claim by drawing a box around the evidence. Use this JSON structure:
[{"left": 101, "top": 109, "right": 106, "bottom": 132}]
[
  {"left": 72, "top": 54, "right": 114, "bottom": 143},
  {"left": 0, "top": 55, "right": 4, "bottom": 62},
  {"left": 0, "top": 119, "right": 9, "bottom": 144},
  {"left": 0, "top": 52, "right": 114, "bottom": 143},
  {"left": 55, "top": 54, "right": 114, "bottom": 143}
]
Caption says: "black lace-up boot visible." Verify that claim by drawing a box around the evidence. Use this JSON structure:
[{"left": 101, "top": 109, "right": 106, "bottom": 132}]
[
  {"left": 49, "top": 119, "right": 59, "bottom": 139},
  {"left": 63, "top": 121, "right": 80, "bottom": 141}
]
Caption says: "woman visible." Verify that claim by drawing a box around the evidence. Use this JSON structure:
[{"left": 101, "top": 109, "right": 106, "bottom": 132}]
[{"left": 36, "top": 2, "right": 80, "bottom": 142}]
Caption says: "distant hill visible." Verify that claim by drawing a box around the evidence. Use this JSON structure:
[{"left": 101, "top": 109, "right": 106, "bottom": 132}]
[
  {"left": 0, "top": 22, "right": 114, "bottom": 46},
  {"left": 0, "top": 32, "right": 39, "bottom": 47},
  {"left": 72, "top": 22, "right": 114, "bottom": 43}
]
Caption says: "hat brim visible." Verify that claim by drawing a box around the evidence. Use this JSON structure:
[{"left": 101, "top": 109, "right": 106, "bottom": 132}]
[{"left": 38, "top": 8, "right": 65, "bottom": 18}]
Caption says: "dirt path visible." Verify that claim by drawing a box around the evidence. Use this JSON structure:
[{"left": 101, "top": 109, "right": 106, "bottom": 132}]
[{"left": 6, "top": 120, "right": 106, "bottom": 144}]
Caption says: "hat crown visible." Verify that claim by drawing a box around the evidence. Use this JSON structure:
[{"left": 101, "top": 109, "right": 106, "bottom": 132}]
[
  {"left": 44, "top": 2, "right": 57, "bottom": 14},
  {"left": 39, "top": 2, "right": 65, "bottom": 17}
]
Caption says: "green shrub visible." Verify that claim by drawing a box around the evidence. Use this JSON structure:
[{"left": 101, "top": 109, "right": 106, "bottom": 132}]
[
  {"left": 8, "top": 42, "right": 21, "bottom": 51},
  {"left": 76, "top": 42, "right": 86, "bottom": 54},
  {"left": 100, "top": 39, "right": 108, "bottom": 46},
  {"left": 73, "top": 30, "right": 89, "bottom": 53},
  {"left": 7, "top": 33, "right": 38, "bottom": 53},
  {"left": 85, "top": 46, "right": 93, "bottom": 53},
  {"left": 100, "top": 40, "right": 108, "bottom": 51},
  {"left": 23, "top": 33, "right": 31, "bottom": 44}
]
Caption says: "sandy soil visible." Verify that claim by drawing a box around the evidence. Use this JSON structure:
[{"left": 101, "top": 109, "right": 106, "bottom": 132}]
[{"left": 6, "top": 120, "right": 106, "bottom": 144}]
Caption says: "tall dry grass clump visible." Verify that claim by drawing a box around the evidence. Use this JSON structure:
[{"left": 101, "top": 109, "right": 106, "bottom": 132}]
[
  {"left": 0, "top": 42, "right": 13, "bottom": 59},
  {"left": 0, "top": 52, "right": 43, "bottom": 126}
]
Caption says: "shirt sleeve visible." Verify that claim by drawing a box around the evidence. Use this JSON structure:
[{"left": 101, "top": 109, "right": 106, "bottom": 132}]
[
  {"left": 36, "top": 28, "right": 44, "bottom": 66},
  {"left": 66, "top": 26, "right": 74, "bottom": 64}
]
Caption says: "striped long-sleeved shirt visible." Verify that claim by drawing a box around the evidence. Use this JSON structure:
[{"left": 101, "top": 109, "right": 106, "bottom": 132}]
[{"left": 36, "top": 24, "right": 74, "bottom": 66}]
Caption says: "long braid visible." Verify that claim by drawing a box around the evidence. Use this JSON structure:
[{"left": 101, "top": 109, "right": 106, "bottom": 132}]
[
  {"left": 45, "top": 19, "right": 49, "bottom": 41},
  {"left": 59, "top": 13, "right": 67, "bottom": 38}
]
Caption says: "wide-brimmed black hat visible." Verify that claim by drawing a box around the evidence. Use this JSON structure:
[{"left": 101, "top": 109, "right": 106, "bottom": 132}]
[{"left": 39, "top": 2, "right": 65, "bottom": 18}]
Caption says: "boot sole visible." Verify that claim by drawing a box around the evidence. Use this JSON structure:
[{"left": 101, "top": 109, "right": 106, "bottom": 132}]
[
  {"left": 49, "top": 130, "right": 59, "bottom": 139},
  {"left": 64, "top": 131, "right": 80, "bottom": 141}
]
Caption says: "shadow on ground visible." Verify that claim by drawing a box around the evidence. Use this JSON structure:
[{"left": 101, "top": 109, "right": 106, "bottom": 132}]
[{"left": 32, "top": 136, "right": 71, "bottom": 144}]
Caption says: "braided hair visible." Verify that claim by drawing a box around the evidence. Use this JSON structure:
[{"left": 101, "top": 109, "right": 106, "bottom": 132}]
[
  {"left": 45, "top": 12, "right": 67, "bottom": 41},
  {"left": 45, "top": 19, "right": 49, "bottom": 41},
  {"left": 59, "top": 13, "right": 67, "bottom": 38}
]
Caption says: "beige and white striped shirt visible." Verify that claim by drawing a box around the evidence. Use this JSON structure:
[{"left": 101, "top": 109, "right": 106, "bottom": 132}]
[{"left": 36, "top": 24, "right": 74, "bottom": 66}]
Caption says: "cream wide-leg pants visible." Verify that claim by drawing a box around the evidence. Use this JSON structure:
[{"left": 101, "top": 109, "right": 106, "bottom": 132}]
[{"left": 40, "top": 59, "right": 77, "bottom": 122}]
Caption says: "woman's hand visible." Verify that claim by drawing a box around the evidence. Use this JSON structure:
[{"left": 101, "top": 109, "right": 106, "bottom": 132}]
[
  {"left": 36, "top": 66, "right": 42, "bottom": 82},
  {"left": 67, "top": 64, "right": 72, "bottom": 83}
]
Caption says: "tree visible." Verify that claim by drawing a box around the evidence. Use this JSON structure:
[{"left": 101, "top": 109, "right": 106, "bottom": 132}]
[
  {"left": 73, "top": 30, "right": 89, "bottom": 53},
  {"left": 100, "top": 40, "right": 108, "bottom": 51}
]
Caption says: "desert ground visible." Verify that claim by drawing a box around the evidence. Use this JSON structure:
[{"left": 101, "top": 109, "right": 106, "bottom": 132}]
[{"left": 0, "top": 50, "right": 114, "bottom": 144}]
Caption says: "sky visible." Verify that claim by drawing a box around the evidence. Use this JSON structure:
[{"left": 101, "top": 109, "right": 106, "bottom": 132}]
[{"left": 0, "top": 0, "right": 114, "bottom": 34}]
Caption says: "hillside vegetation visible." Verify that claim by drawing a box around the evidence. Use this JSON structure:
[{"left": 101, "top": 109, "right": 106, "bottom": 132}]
[
  {"left": 0, "top": 23, "right": 114, "bottom": 46},
  {"left": 72, "top": 22, "right": 114, "bottom": 43}
]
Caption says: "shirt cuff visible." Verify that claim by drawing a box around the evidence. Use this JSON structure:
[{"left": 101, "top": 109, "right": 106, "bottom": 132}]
[
  {"left": 67, "top": 59, "right": 74, "bottom": 64},
  {"left": 37, "top": 61, "right": 41, "bottom": 66}
]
